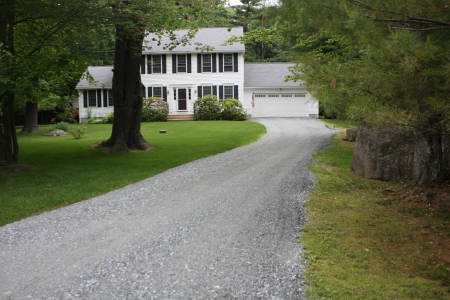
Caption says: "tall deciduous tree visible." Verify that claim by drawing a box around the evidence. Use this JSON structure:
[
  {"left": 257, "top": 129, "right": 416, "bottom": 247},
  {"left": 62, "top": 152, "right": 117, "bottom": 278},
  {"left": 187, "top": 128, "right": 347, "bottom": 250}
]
[
  {"left": 100, "top": 0, "right": 217, "bottom": 153},
  {"left": 0, "top": 0, "right": 111, "bottom": 163}
]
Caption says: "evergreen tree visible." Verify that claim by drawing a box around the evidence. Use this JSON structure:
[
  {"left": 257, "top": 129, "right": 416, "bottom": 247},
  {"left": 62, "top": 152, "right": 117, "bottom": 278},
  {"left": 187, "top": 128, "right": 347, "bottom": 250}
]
[{"left": 280, "top": 0, "right": 450, "bottom": 183}]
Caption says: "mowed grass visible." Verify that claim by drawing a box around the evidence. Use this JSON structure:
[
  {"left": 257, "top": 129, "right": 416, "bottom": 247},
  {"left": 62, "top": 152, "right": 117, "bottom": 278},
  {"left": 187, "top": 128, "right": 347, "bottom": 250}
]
[
  {"left": 304, "top": 131, "right": 450, "bottom": 299},
  {"left": 0, "top": 121, "right": 266, "bottom": 226}
]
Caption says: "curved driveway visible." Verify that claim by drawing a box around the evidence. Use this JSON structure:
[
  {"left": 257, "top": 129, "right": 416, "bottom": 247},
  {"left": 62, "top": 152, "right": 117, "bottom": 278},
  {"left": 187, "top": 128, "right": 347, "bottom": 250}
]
[{"left": 0, "top": 118, "right": 337, "bottom": 299}]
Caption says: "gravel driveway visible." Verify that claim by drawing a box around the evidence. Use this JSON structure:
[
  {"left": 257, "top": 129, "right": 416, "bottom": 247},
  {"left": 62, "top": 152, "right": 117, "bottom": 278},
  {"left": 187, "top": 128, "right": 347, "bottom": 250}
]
[{"left": 0, "top": 118, "right": 337, "bottom": 300}]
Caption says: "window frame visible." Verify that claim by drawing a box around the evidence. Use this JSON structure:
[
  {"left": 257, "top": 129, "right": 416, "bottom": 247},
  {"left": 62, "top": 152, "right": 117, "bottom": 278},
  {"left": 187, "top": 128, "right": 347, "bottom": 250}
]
[
  {"left": 202, "top": 86, "right": 212, "bottom": 96},
  {"left": 88, "top": 90, "right": 97, "bottom": 107},
  {"left": 177, "top": 54, "right": 187, "bottom": 73},
  {"left": 107, "top": 90, "right": 114, "bottom": 106},
  {"left": 202, "top": 54, "right": 212, "bottom": 73},
  {"left": 224, "top": 85, "right": 234, "bottom": 99},
  {"left": 151, "top": 55, "right": 162, "bottom": 74},
  {"left": 223, "top": 54, "right": 233, "bottom": 72}
]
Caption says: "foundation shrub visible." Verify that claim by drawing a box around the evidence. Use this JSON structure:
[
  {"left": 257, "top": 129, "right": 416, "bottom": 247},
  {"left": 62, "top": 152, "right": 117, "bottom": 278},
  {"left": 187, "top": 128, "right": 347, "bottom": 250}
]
[
  {"left": 194, "top": 96, "right": 246, "bottom": 121},
  {"left": 194, "top": 95, "right": 222, "bottom": 120},
  {"left": 142, "top": 97, "right": 168, "bottom": 122}
]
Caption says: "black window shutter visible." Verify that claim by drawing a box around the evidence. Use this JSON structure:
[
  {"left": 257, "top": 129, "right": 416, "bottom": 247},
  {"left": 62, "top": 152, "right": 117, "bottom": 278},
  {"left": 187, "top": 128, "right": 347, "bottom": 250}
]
[
  {"left": 147, "top": 55, "right": 152, "bottom": 74},
  {"left": 212, "top": 54, "right": 217, "bottom": 72},
  {"left": 197, "top": 54, "right": 202, "bottom": 73},
  {"left": 103, "top": 90, "right": 108, "bottom": 107},
  {"left": 187, "top": 54, "right": 192, "bottom": 73},
  {"left": 97, "top": 89, "right": 102, "bottom": 107},
  {"left": 219, "top": 54, "right": 223, "bottom": 72},
  {"left": 172, "top": 54, "right": 177, "bottom": 73},
  {"left": 147, "top": 87, "right": 152, "bottom": 98},
  {"left": 213, "top": 85, "right": 217, "bottom": 96},
  {"left": 83, "top": 91, "right": 88, "bottom": 108},
  {"left": 234, "top": 85, "right": 239, "bottom": 100},
  {"left": 162, "top": 87, "right": 167, "bottom": 102},
  {"left": 141, "top": 55, "right": 146, "bottom": 74},
  {"left": 234, "top": 53, "right": 238, "bottom": 72},
  {"left": 162, "top": 55, "right": 167, "bottom": 73},
  {"left": 197, "top": 86, "right": 202, "bottom": 98},
  {"left": 141, "top": 84, "right": 146, "bottom": 98},
  {"left": 219, "top": 85, "right": 224, "bottom": 99}
]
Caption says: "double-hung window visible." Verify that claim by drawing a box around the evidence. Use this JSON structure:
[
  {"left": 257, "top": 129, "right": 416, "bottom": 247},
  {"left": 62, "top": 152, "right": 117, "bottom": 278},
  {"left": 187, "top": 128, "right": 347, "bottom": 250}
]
[
  {"left": 224, "top": 85, "right": 234, "bottom": 99},
  {"left": 151, "top": 55, "right": 162, "bottom": 73},
  {"left": 152, "top": 87, "right": 162, "bottom": 98},
  {"left": 202, "top": 54, "right": 212, "bottom": 72},
  {"left": 107, "top": 90, "right": 114, "bottom": 106},
  {"left": 223, "top": 54, "right": 233, "bottom": 72},
  {"left": 202, "top": 86, "right": 212, "bottom": 96},
  {"left": 177, "top": 55, "right": 187, "bottom": 72},
  {"left": 88, "top": 90, "right": 97, "bottom": 107}
]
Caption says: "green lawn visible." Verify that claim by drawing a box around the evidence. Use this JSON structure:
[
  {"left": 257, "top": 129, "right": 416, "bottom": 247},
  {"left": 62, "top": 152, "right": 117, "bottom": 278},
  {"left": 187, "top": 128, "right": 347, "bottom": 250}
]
[
  {"left": 0, "top": 121, "right": 266, "bottom": 226},
  {"left": 304, "top": 131, "right": 450, "bottom": 299}
]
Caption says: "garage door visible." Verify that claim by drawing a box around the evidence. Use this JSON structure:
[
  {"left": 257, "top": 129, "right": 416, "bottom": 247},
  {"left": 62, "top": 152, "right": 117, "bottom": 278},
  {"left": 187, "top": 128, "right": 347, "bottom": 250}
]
[{"left": 252, "top": 93, "right": 310, "bottom": 117}]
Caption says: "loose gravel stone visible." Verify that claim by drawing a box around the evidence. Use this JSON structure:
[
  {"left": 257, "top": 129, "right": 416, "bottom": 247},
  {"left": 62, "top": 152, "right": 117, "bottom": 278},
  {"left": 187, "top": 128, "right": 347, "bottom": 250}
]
[{"left": 0, "top": 118, "right": 338, "bottom": 299}]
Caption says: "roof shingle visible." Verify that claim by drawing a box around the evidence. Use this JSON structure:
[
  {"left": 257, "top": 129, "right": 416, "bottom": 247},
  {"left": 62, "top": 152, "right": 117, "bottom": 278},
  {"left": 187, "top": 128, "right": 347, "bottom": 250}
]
[
  {"left": 143, "top": 27, "right": 244, "bottom": 54},
  {"left": 244, "top": 62, "right": 303, "bottom": 88},
  {"left": 76, "top": 66, "right": 113, "bottom": 89}
]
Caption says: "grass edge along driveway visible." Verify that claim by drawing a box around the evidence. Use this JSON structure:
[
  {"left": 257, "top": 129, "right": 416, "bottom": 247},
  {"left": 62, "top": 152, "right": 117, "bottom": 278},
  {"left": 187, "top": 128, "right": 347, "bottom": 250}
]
[
  {"left": 0, "top": 121, "right": 266, "bottom": 226},
  {"left": 304, "top": 119, "right": 450, "bottom": 299}
]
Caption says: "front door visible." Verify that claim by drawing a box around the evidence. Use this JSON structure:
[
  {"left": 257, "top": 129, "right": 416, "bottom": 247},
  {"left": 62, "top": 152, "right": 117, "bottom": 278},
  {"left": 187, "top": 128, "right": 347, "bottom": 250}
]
[{"left": 178, "top": 88, "right": 187, "bottom": 111}]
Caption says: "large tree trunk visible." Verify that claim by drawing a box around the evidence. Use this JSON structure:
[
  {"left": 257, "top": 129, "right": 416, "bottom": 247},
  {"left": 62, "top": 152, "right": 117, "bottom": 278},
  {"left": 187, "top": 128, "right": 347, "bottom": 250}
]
[
  {"left": 100, "top": 22, "right": 149, "bottom": 153},
  {"left": 0, "top": 0, "right": 19, "bottom": 164},
  {"left": 20, "top": 101, "right": 39, "bottom": 133},
  {"left": 0, "top": 92, "right": 19, "bottom": 164}
]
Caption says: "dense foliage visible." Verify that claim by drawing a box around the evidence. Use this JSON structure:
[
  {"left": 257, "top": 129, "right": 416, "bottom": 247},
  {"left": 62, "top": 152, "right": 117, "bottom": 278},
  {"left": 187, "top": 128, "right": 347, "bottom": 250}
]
[
  {"left": 194, "top": 95, "right": 247, "bottom": 121},
  {"left": 280, "top": 0, "right": 450, "bottom": 134},
  {"left": 142, "top": 97, "right": 169, "bottom": 122}
]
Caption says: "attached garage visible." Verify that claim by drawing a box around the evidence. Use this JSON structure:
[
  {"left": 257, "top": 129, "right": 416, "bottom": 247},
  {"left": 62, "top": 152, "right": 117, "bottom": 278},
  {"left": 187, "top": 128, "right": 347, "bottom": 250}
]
[
  {"left": 243, "top": 63, "right": 318, "bottom": 118},
  {"left": 252, "top": 93, "right": 312, "bottom": 118}
]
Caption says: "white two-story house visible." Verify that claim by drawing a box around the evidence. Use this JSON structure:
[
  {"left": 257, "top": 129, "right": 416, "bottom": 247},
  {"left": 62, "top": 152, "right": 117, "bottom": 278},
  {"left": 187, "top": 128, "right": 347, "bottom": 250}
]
[{"left": 76, "top": 27, "right": 318, "bottom": 122}]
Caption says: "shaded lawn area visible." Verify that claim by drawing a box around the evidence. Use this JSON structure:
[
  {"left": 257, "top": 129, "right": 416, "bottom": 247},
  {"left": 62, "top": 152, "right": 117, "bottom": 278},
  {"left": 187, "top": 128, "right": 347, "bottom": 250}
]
[
  {"left": 304, "top": 131, "right": 450, "bottom": 299},
  {"left": 0, "top": 121, "right": 266, "bottom": 226}
]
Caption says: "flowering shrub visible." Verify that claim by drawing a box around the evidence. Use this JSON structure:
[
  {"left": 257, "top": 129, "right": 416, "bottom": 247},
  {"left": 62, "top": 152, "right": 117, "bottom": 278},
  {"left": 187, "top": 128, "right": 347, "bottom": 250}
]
[
  {"left": 194, "top": 95, "right": 246, "bottom": 121},
  {"left": 194, "top": 95, "right": 222, "bottom": 120},
  {"left": 142, "top": 97, "right": 169, "bottom": 122},
  {"left": 220, "top": 98, "right": 247, "bottom": 121}
]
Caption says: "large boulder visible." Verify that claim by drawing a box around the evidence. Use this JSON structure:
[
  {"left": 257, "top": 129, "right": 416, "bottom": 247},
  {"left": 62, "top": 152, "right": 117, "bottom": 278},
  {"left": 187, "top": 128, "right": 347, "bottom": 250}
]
[
  {"left": 351, "top": 124, "right": 450, "bottom": 184},
  {"left": 351, "top": 125, "right": 415, "bottom": 181}
]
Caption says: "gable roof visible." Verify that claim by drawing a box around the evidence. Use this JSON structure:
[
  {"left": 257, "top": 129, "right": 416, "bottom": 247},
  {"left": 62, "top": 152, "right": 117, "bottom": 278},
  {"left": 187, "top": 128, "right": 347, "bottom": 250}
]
[
  {"left": 75, "top": 66, "right": 113, "bottom": 89},
  {"left": 244, "top": 62, "right": 303, "bottom": 88},
  {"left": 143, "top": 27, "right": 244, "bottom": 54}
]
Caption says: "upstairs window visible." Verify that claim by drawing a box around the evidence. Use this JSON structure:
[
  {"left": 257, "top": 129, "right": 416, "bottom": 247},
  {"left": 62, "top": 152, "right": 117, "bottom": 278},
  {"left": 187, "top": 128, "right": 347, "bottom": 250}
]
[
  {"left": 177, "top": 55, "right": 187, "bottom": 73},
  {"left": 202, "top": 54, "right": 212, "bottom": 72},
  {"left": 151, "top": 55, "right": 162, "bottom": 73},
  {"left": 223, "top": 54, "right": 233, "bottom": 72}
]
